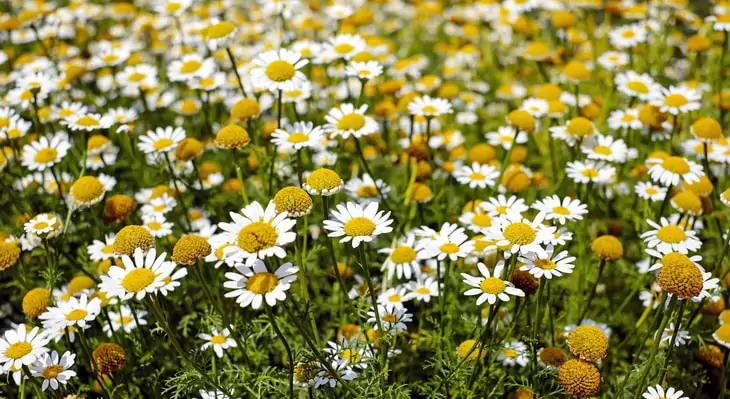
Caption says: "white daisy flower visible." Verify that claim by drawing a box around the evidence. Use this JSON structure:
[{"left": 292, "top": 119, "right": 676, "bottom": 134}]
[
  {"left": 615, "top": 71, "right": 661, "bottom": 101},
  {"left": 651, "top": 86, "right": 702, "bottom": 115},
  {"left": 485, "top": 126, "right": 528, "bottom": 150},
  {"left": 462, "top": 261, "right": 525, "bottom": 305},
  {"left": 580, "top": 134, "right": 629, "bottom": 163},
  {"left": 223, "top": 260, "right": 299, "bottom": 309},
  {"left": 641, "top": 218, "right": 702, "bottom": 254},
  {"left": 167, "top": 54, "right": 216, "bottom": 82},
  {"left": 313, "top": 358, "right": 357, "bottom": 389},
  {"left": 38, "top": 294, "right": 101, "bottom": 332},
  {"left": 566, "top": 160, "right": 616, "bottom": 185},
  {"left": 271, "top": 121, "right": 324, "bottom": 153},
  {"left": 660, "top": 323, "right": 690, "bottom": 347},
  {"left": 0, "top": 324, "right": 50, "bottom": 371},
  {"left": 485, "top": 213, "right": 554, "bottom": 257},
  {"left": 647, "top": 155, "right": 703, "bottom": 187},
  {"left": 498, "top": 341, "right": 529, "bottom": 367},
  {"left": 480, "top": 195, "right": 529, "bottom": 218},
  {"left": 418, "top": 223, "right": 474, "bottom": 261},
  {"left": 137, "top": 126, "right": 186, "bottom": 155},
  {"left": 378, "top": 233, "right": 426, "bottom": 280},
  {"left": 251, "top": 49, "right": 309, "bottom": 92},
  {"left": 104, "top": 306, "right": 147, "bottom": 336},
  {"left": 635, "top": 182, "right": 667, "bottom": 202},
  {"left": 198, "top": 328, "right": 237, "bottom": 358},
  {"left": 405, "top": 276, "right": 439, "bottom": 303},
  {"left": 453, "top": 162, "right": 500, "bottom": 189},
  {"left": 641, "top": 385, "right": 688, "bottom": 399},
  {"left": 531, "top": 195, "right": 588, "bottom": 225},
  {"left": 378, "top": 286, "right": 410, "bottom": 309},
  {"left": 367, "top": 304, "right": 412, "bottom": 333},
  {"left": 62, "top": 113, "right": 113, "bottom": 132},
  {"left": 323, "top": 103, "right": 379, "bottom": 139},
  {"left": 408, "top": 96, "right": 453, "bottom": 117},
  {"left": 323, "top": 201, "right": 393, "bottom": 248},
  {"left": 21, "top": 133, "right": 72, "bottom": 171},
  {"left": 30, "top": 351, "right": 76, "bottom": 391},
  {"left": 99, "top": 248, "right": 175, "bottom": 301},
  {"left": 345, "top": 174, "right": 391, "bottom": 205}
]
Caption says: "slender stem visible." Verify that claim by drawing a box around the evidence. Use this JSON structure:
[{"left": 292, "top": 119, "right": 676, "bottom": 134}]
[
  {"left": 658, "top": 300, "right": 685, "bottom": 382},
  {"left": 578, "top": 258, "right": 606, "bottom": 323},
  {"left": 265, "top": 306, "right": 294, "bottom": 399},
  {"left": 353, "top": 137, "right": 392, "bottom": 212},
  {"left": 163, "top": 153, "right": 192, "bottom": 232},
  {"left": 358, "top": 244, "right": 387, "bottom": 372},
  {"left": 226, "top": 47, "right": 248, "bottom": 97}
]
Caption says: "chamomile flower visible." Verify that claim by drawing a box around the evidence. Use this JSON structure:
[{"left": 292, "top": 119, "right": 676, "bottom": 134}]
[
  {"left": 0, "top": 324, "right": 49, "bottom": 370},
  {"left": 519, "top": 246, "right": 576, "bottom": 279},
  {"left": 198, "top": 328, "right": 237, "bottom": 358},
  {"left": 24, "top": 213, "right": 62, "bottom": 239},
  {"left": 271, "top": 122, "right": 324, "bottom": 153},
  {"left": 485, "top": 126, "right": 528, "bottom": 150},
  {"left": 217, "top": 201, "right": 296, "bottom": 266},
  {"left": 63, "top": 113, "right": 113, "bottom": 132},
  {"left": 608, "top": 109, "right": 643, "bottom": 130},
  {"left": 647, "top": 156, "right": 703, "bottom": 187},
  {"left": 345, "top": 174, "right": 391, "bottom": 204},
  {"left": 651, "top": 86, "right": 702, "bottom": 115},
  {"left": 368, "top": 304, "right": 412, "bottom": 333},
  {"left": 660, "top": 323, "right": 690, "bottom": 347},
  {"left": 38, "top": 294, "right": 101, "bottom": 332},
  {"left": 323, "top": 201, "right": 393, "bottom": 248},
  {"left": 580, "top": 134, "right": 629, "bottom": 162},
  {"left": 609, "top": 24, "right": 647, "bottom": 48},
  {"left": 405, "top": 276, "right": 439, "bottom": 302},
  {"left": 641, "top": 385, "right": 688, "bottom": 399},
  {"left": 566, "top": 160, "right": 616, "bottom": 185},
  {"left": 142, "top": 216, "right": 174, "bottom": 238},
  {"left": 21, "top": 134, "right": 72, "bottom": 171},
  {"left": 642, "top": 218, "right": 702, "bottom": 254},
  {"left": 616, "top": 71, "right": 660, "bottom": 101},
  {"left": 499, "top": 341, "right": 529, "bottom": 367},
  {"left": 324, "top": 103, "right": 379, "bottom": 139},
  {"left": 486, "top": 213, "right": 554, "bottom": 257},
  {"left": 462, "top": 261, "right": 525, "bottom": 305},
  {"left": 138, "top": 126, "right": 186, "bottom": 155},
  {"left": 378, "top": 287, "right": 410, "bottom": 309},
  {"left": 408, "top": 96, "right": 453, "bottom": 117},
  {"left": 30, "top": 351, "right": 76, "bottom": 391},
  {"left": 635, "top": 182, "right": 667, "bottom": 202},
  {"left": 480, "top": 195, "right": 529, "bottom": 218},
  {"left": 531, "top": 195, "right": 587, "bottom": 225},
  {"left": 418, "top": 223, "right": 474, "bottom": 261},
  {"left": 314, "top": 358, "right": 357, "bottom": 388},
  {"left": 453, "top": 162, "right": 499, "bottom": 189},
  {"left": 378, "top": 234, "right": 425, "bottom": 280},
  {"left": 104, "top": 306, "right": 147, "bottom": 336},
  {"left": 168, "top": 54, "right": 215, "bottom": 82},
  {"left": 345, "top": 61, "right": 383, "bottom": 80},
  {"left": 251, "top": 49, "right": 309, "bottom": 92},
  {"left": 99, "top": 248, "right": 174, "bottom": 301},
  {"left": 223, "top": 260, "right": 299, "bottom": 309}
]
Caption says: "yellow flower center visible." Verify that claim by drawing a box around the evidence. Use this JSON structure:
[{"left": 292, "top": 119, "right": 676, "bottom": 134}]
[
  {"left": 76, "top": 115, "right": 100, "bottom": 127},
  {"left": 356, "top": 185, "right": 379, "bottom": 198},
  {"left": 657, "top": 225, "right": 687, "bottom": 243},
  {"left": 42, "top": 364, "right": 64, "bottom": 379},
  {"left": 120, "top": 316, "right": 133, "bottom": 324},
  {"left": 621, "top": 30, "right": 636, "bottom": 38},
  {"left": 334, "top": 43, "right": 355, "bottom": 54},
  {"left": 5, "top": 342, "right": 32, "bottom": 359},
  {"left": 422, "top": 105, "right": 438, "bottom": 114},
  {"left": 153, "top": 138, "right": 174, "bottom": 151},
  {"left": 343, "top": 217, "right": 376, "bottom": 237},
  {"left": 566, "top": 118, "right": 594, "bottom": 136},
  {"left": 472, "top": 214, "right": 492, "bottom": 227},
  {"left": 552, "top": 206, "right": 571, "bottom": 215},
  {"left": 66, "top": 309, "right": 88, "bottom": 321},
  {"left": 582, "top": 169, "right": 599, "bottom": 178},
  {"left": 341, "top": 348, "right": 361, "bottom": 363},
  {"left": 503, "top": 348, "right": 518, "bottom": 358},
  {"left": 180, "top": 99, "right": 198, "bottom": 114},
  {"left": 128, "top": 72, "right": 146, "bottom": 82},
  {"left": 382, "top": 313, "right": 397, "bottom": 323},
  {"left": 416, "top": 287, "right": 431, "bottom": 295},
  {"left": 440, "top": 243, "right": 460, "bottom": 254},
  {"left": 337, "top": 113, "right": 366, "bottom": 130},
  {"left": 247, "top": 272, "right": 279, "bottom": 294},
  {"left": 662, "top": 156, "right": 690, "bottom": 174},
  {"left": 646, "top": 187, "right": 658, "bottom": 195},
  {"left": 469, "top": 172, "right": 486, "bottom": 181},
  {"left": 147, "top": 222, "right": 163, "bottom": 230},
  {"left": 210, "top": 335, "right": 227, "bottom": 345},
  {"left": 102, "top": 54, "right": 119, "bottom": 64},
  {"left": 534, "top": 258, "right": 557, "bottom": 270},
  {"left": 180, "top": 60, "right": 202, "bottom": 74},
  {"left": 503, "top": 222, "right": 536, "bottom": 245},
  {"left": 388, "top": 294, "right": 402, "bottom": 302},
  {"left": 496, "top": 205, "right": 508, "bottom": 214},
  {"left": 390, "top": 246, "right": 417, "bottom": 264},
  {"left": 121, "top": 268, "right": 155, "bottom": 293},
  {"left": 34, "top": 148, "right": 57, "bottom": 164},
  {"left": 34, "top": 222, "right": 49, "bottom": 230},
  {"left": 479, "top": 277, "right": 506, "bottom": 295},
  {"left": 627, "top": 81, "right": 648, "bottom": 94},
  {"left": 207, "top": 21, "right": 235, "bottom": 39},
  {"left": 237, "top": 222, "right": 279, "bottom": 253},
  {"left": 265, "top": 60, "right": 296, "bottom": 82},
  {"left": 593, "top": 145, "right": 612, "bottom": 155},
  {"left": 664, "top": 94, "right": 688, "bottom": 107},
  {"left": 621, "top": 114, "right": 636, "bottom": 122},
  {"left": 287, "top": 132, "right": 309, "bottom": 143}
]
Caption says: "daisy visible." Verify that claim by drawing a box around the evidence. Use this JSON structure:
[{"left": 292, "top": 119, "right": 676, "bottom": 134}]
[
  {"left": 462, "top": 261, "right": 525, "bottom": 305},
  {"left": 692, "top": 270, "right": 720, "bottom": 303},
  {"left": 485, "top": 126, "right": 528, "bottom": 150},
  {"left": 138, "top": 126, "right": 186, "bottom": 155},
  {"left": 141, "top": 195, "right": 177, "bottom": 217},
  {"left": 322, "top": 34, "right": 366, "bottom": 61},
  {"left": 62, "top": 113, "right": 113, "bottom": 132},
  {"left": 641, "top": 385, "right": 688, "bottom": 399},
  {"left": 323, "top": 103, "right": 379, "bottom": 139},
  {"left": 405, "top": 276, "right": 439, "bottom": 303},
  {"left": 498, "top": 341, "right": 529, "bottom": 367},
  {"left": 635, "top": 182, "right": 667, "bottom": 202},
  {"left": 519, "top": 246, "right": 576, "bottom": 279},
  {"left": 453, "top": 162, "right": 499, "bottom": 189},
  {"left": 641, "top": 218, "right": 702, "bottom": 254},
  {"left": 223, "top": 260, "right": 299, "bottom": 309},
  {"left": 345, "top": 174, "right": 391, "bottom": 204},
  {"left": 566, "top": 160, "right": 616, "bottom": 185},
  {"left": 597, "top": 51, "right": 629, "bottom": 71},
  {"left": 615, "top": 71, "right": 660, "bottom": 101},
  {"left": 647, "top": 155, "right": 703, "bottom": 187},
  {"left": 116, "top": 64, "right": 158, "bottom": 91},
  {"left": 104, "top": 306, "right": 147, "bottom": 336},
  {"left": 378, "top": 287, "right": 410, "bottom": 309},
  {"left": 486, "top": 213, "right": 554, "bottom": 257},
  {"left": 651, "top": 86, "right": 702, "bottom": 115},
  {"left": 250, "top": 49, "right": 308, "bottom": 92},
  {"left": 324, "top": 338, "right": 370, "bottom": 369},
  {"left": 459, "top": 210, "right": 494, "bottom": 234},
  {"left": 608, "top": 109, "right": 643, "bottom": 131},
  {"left": 0, "top": 324, "right": 49, "bottom": 371},
  {"left": 198, "top": 328, "right": 237, "bottom": 358},
  {"left": 345, "top": 61, "right": 383, "bottom": 80},
  {"left": 217, "top": 201, "right": 296, "bottom": 266},
  {"left": 580, "top": 134, "right": 629, "bottom": 163},
  {"left": 167, "top": 54, "right": 216, "bottom": 82},
  {"left": 24, "top": 213, "right": 62, "bottom": 239},
  {"left": 418, "top": 223, "right": 474, "bottom": 261},
  {"left": 378, "top": 234, "right": 425, "bottom": 280},
  {"left": 368, "top": 304, "right": 412, "bottom": 333},
  {"left": 323, "top": 201, "right": 393, "bottom": 248},
  {"left": 550, "top": 117, "right": 598, "bottom": 146},
  {"left": 0, "top": 117, "right": 31, "bottom": 140},
  {"left": 313, "top": 358, "right": 357, "bottom": 389},
  {"left": 660, "top": 323, "right": 690, "bottom": 347},
  {"left": 480, "top": 195, "right": 529, "bottom": 218},
  {"left": 609, "top": 24, "right": 647, "bottom": 49},
  {"left": 157, "top": 264, "right": 188, "bottom": 296},
  {"left": 143, "top": 215, "right": 174, "bottom": 238},
  {"left": 531, "top": 195, "right": 588, "bottom": 225},
  {"left": 39, "top": 294, "right": 102, "bottom": 332},
  {"left": 99, "top": 248, "right": 175, "bottom": 301},
  {"left": 21, "top": 133, "right": 72, "bottom": 171},
  {"left": 271, "top": 122, "right": 324, "bottom": 153},
  {"left": 30, "top": 351, "right": 76, "bottom": 391},
  {"left": 408, "top": 96, "right": 453, "bottom": 117}
]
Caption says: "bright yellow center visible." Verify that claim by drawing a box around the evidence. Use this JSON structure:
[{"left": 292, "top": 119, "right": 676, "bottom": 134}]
[
  {"left": 287, "top": 132, "right": 309, "bottom": 143},
  {"left": 439, "top": 243, "right": 460, "bottom": 254},
  {"left": 627, "top": 81, "right": 648, "bottom": 94},
  {"left": 593, "top": 145, "right": 612, "bottom": 155},
  {"left": 343, "top": 217, "right": 376, "bottom": 237},
  {"left": 147, "top": 222, "right": 163, "bottom": 230},
  {"left": 416, "top": 287, "right": 431, "bottom": 295},
  {"left": 210, "top": 335, "right": 227, "bottom": 345},
  {"left": 479, "top": 277, "right": 506, "bottom": 294},
  {"left": 128, "top": 72, "right": 146, "bottom": 82},
  {"left": 582, "top": 169, "right": 599, "bottom": 178},
  {"left": 422, "top": 105, "right": 438, "bottom": 114},
  {"left": 388, "top": 294, "right": 402, "bottom": 302},
  {"left": 534, "top": 258, "right": 557, "bottom": 270},
  {"left": 5, "top": 342, "right": 32, "bottom": 359},
  {"left": 66, "top": 309, "right": 88, "bottom": 321},
  {"left": 121, "top": 268, "right": 155, "bottom": 293},
  {"left": 390, "top": 246, "right": 417, "bottom": 264},
  {"left": 469, "top": 172, "right": 486, "bottom": 181},
  {"left": 664, "top": 94, "right": 688, "bottom": 107},
  {"left": 356, "top": 185, "right": 379, "bottom": 198},
  {"left": 337, "top": 113, "right": 366, "bottom": 130},
  {"left": 503, "top": 348, "right": 518, "bottom": 358},
  {"left": 662, "top": 156, "right": 690, "bottom": 174},
  {"left": 382, "top": 313, "right": 397, "bottom": 323},
  {"left": 657, "top": 225, "right": 687, "bottom": 243},
  {"left": 472, "top": 214, "right": 492, "bottom": 227},
  {"left": 247, "top": 272, "right": 279, "bottom": 294},
  {"left": 34, "top": 148, "right": 57, "bottom": 164},
  {"left": 42, "top": 364, "right": 64, "bottom": 379},
  {"left": 265, "top": 60, "right": 296, "bottom": 82},
  {"left": 153, "top": 138, "right": 174, "bottom": 151},
  {"left": 207, "top": 21, "right": 235, "bottom": 39},
  {"left": 334, "top": 43, "right": 355, "bottom": 54},
  {"left": 503, "top": 222, "right": 536, "bottom": 245},
  {"left": 566, "top": 118, "right": 594, "bottom": 136},
  {"left": 237, "top": 222, "right": 278, "bottom": 253},
  {"left": 76, "top": 115, "right": 100, "bottom": 127},
  {"left": 552, "top": 206, "right": 571, "bottom": 215},
  {"left": 180, "top": 60, "right": 202, "bottom": 74},
  {"left": 621, "top": 30, "right": 636, "bottom": 38}
]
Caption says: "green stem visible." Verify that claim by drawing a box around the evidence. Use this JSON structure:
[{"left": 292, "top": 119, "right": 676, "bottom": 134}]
[
  {"left": 265, "top": 306, "right": 294, "bottom": 399},
  {"left": 578, "top": 258, "right": 606, "bottom": 323}
]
